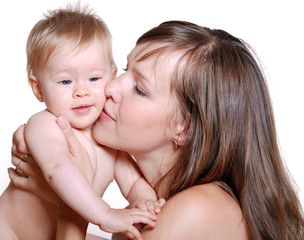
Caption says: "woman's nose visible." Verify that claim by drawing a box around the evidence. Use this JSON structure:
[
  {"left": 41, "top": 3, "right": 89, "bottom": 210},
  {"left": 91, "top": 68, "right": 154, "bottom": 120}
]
[
  {"left": 73, "top": 84, "right": 90, "bottom": 98},
  {"left": 105, "top": 77, "right": 122, "bottom": 103}
]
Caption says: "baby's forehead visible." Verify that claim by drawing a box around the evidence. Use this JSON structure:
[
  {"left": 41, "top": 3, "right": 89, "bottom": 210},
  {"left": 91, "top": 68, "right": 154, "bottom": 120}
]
[
  {"left": 54, "top": 38, "right": 97, "bottom": 53},
  {"left": 36, "top": 39, "right": 111, "bottom": 75},
  {"left": 49, "top": 37, "right": 108, "bottom": 61}
]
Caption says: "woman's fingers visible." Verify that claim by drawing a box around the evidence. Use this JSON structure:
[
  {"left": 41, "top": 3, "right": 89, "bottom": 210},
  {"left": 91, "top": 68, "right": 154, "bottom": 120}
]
[
  {"left": 56, "top": 117, "right": 82, "bottom": 158},
  {"left": 9, "top": 157, "right": 37, "bottom": 183},
  {"left": 56, "top": 116, "right": 94, "bottom": 181},
  {"left": 8, "top": 162, "right": 59, "bottom": 205},
  {"left": 11, "top": 124, "right": 33, "bottom": 162},
  {"left": 12, "top": 124, "right": 28, "bottom": 153},
  {"left": 12, "top": 154, "right": 35, "bottom": 168},
  {"left": 8, "top": 167, "right": 31, "bottom": 189}
]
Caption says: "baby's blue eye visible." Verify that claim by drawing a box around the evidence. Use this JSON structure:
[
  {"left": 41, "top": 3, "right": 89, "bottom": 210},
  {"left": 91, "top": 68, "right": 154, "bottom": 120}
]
[
  {"left": 89, "top": 77, "right": 99, "bottom": 82},
  {"left": 61, "top": 80, "right": 72, "bottom": 85}
]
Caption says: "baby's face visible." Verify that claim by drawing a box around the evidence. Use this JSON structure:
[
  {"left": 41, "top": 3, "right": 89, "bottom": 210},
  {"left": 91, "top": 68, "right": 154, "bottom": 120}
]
[{"left": 35, "top": 38, "right": 114, "bottom": 130}]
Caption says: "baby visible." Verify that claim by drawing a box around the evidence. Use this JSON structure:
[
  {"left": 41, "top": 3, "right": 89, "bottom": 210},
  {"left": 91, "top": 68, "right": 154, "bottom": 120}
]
[{"left": 0, "top": 4, "right": 162, "bottom": 240}]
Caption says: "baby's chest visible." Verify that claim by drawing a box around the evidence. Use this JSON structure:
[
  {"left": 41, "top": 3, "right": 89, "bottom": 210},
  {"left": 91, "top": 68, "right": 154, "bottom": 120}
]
[
  {"left": 92, "top": 145, "right": 116, "bottom": 194},
  {"left": 73, "top": 130, "right": 116, "bottom": 194}
]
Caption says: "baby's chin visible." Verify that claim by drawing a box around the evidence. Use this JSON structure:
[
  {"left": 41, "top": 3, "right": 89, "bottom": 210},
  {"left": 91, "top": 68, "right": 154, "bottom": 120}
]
[{"left": 68, "top": 118, "right": 97, "bottom": 132}]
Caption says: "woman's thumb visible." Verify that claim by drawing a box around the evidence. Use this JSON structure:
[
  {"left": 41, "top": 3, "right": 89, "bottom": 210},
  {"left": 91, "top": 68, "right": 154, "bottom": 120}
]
[
  {"left": 56, "top": 116, "right": 69, "bottom": 130},
  {"left": 56, "top": 116, "right": 78, "bottom": 155}
]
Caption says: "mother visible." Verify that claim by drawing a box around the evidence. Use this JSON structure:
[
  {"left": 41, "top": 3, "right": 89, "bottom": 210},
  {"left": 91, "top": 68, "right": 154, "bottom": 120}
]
[{"left": 10, "top": 21, "right": 304, "bottom": 240}]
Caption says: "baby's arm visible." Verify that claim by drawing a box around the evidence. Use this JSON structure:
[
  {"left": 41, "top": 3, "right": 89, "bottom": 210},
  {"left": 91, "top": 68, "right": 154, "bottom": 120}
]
[
  {"left": 26, "top": 113, "right": 156, "bottom": 239},
  {"left": 115, "top": 152, "right": 165, "bottom": 214},
  {"left": 25, "top": 110, "right": 110, "bottom": 223}
]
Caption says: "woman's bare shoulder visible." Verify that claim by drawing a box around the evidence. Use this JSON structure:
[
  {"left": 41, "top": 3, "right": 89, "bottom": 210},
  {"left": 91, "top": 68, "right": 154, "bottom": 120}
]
[{"left": 141, "top": 183, "right": 248, "bottom": 240}]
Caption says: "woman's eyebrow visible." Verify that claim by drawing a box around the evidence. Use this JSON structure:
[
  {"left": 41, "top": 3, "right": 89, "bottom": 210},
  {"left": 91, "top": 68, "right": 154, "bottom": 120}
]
[
  {"left": 133, "top": 67, "right": 151, "bottom": 86},
  {"left": 127, "top": 53, "right": 152, "bottom": 86}
]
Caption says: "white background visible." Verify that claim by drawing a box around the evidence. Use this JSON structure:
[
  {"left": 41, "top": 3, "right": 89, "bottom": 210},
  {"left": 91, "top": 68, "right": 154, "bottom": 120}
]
[{"left": 0, "top": 0, "right": 303, "bottom": 238}]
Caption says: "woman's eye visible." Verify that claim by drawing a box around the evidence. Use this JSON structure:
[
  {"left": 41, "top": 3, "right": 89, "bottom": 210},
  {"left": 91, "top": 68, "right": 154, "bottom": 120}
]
[
  {"left": 61, "top": 79, "right": 72, "bottom": 85},
  {"left": 134, "top": 84, "right": 146, "bottom": 96},
  {"left": 122, "top": 67, "right": 128, "bottom": 72},
  {"left": 89, "top": 77, "right": 100, "bottom": 82}
]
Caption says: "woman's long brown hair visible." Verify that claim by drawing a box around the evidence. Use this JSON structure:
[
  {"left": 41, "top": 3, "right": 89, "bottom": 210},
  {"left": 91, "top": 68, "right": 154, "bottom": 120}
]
[{"left": 137, "top": 21, "right": 304, "bottom": 240}]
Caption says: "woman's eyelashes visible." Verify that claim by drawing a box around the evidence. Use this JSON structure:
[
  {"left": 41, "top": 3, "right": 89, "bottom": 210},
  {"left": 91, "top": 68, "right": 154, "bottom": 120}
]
[
  {"left": 134, "top": 84, "right": 146, "bottom": 96},
  {"left": 122, "top": 65, "right": 147, "bottom": 96}
]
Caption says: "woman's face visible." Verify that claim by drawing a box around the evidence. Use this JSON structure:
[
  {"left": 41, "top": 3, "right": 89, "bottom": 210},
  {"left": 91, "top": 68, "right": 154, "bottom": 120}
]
[{"left": 92, "top": 43, "right": 180, "bottom": 160}]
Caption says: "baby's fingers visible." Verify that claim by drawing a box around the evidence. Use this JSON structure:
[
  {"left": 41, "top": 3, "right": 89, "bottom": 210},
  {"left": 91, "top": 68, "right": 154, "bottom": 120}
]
[
  {"left": 134, "top": 209, "right": 157, "bottom": 226},
  {"left": 158, "top": 198, "right": 166, "bottom": 207},
  {"left": 142, "top": 199, "right": 166, "bottom": 214},
  {"left": 122, "top": 231, "right": 135, "bottom": 240},
  {"left": 123, "top": 227, "right": 140, "bottom": 240},
  {"left": 155, "top": 198, "right": 166, "bottom": 213},
  {"left": 146, "top": 201, "right": 157, "bottom": 214}
]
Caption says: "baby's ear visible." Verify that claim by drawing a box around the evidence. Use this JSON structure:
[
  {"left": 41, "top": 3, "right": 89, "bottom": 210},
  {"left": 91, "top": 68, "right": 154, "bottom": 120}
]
[
  {"left": 112, "top": 64, "right": 117, "bottom": 79},
  {"left": 29, "top": 74, "right": 43, "bottom": 102}
]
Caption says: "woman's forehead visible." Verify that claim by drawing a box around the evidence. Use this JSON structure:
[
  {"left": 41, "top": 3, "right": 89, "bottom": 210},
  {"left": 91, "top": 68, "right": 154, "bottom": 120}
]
[
  {"left": 130, "top": 42, "right": 177, "bottom": 60},
  {"left": 128, "top": 43, "right": 182, "bottom": 85},
  {"left": 129, "top": 42, "right": 183, "bottom": 71}
]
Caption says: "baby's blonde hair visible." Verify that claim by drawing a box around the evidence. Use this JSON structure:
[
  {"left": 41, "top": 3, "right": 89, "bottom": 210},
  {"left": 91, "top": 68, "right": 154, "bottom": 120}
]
[{"left": 26, "top": 3, "right": 116, "bottom": 77}]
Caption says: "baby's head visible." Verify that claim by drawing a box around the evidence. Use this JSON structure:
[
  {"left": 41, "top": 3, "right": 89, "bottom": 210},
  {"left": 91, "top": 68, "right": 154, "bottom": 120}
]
[
  {"left": 26, "top": 4, "right": 117, "bottom": 130},
  {"left": 26, "top": 3, "right": 116, "bottom": 78}
]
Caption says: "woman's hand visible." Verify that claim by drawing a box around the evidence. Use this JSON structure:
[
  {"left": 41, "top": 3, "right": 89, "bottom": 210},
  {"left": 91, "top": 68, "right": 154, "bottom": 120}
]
[
  {"left": 9, "top": 123, "right": 90, "bottom": 240},
  {"left": 8, "top": 124, "right": 59, "bottom": 204},
  {"left": 56, "top": 117, "right": 94, "bottom": 183},
  {"left": 9, "top": 118, "right": 95, "bottom": 203}
]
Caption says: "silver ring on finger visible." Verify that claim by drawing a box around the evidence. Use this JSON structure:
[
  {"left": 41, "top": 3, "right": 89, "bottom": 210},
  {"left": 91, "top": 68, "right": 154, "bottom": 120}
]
[
  {"left": 16, "top": 159, "right": 24, "bottom": 175},
  {"left": 22, "top": 154, "right": 29, "bottom": 162}
]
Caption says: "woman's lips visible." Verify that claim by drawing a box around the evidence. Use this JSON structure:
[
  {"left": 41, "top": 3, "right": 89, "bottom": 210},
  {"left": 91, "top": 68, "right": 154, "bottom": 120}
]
[{"left": 72, "top": 105, "right": 92, "bottom": 114}]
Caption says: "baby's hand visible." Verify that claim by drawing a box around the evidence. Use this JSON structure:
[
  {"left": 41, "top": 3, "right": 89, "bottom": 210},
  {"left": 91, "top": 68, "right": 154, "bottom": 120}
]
[
  {"left": 134, "top": 198, "right": 166, "bottom": 215},
  {"left": 100, "top": 208, "right": 157, "bottom": 240}
]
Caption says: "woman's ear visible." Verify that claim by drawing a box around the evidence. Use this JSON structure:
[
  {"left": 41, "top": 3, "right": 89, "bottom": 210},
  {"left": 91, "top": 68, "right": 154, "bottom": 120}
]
[
  {"left": 173, "top": 122, "right": 188, "bottom": 146},
  {"left": 29, "top": 74, "right": 44, "bottom": 102}
]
